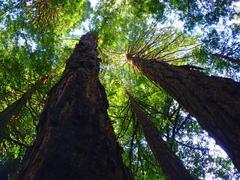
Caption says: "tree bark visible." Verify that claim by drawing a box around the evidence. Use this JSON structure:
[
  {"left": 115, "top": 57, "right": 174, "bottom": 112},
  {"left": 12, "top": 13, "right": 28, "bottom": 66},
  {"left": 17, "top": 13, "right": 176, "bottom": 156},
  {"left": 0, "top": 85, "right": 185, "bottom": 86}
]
[
  {"left": 0, "top": 77, "right": 48, "bottom": 136},
  {"left": 128, "top": 55, "right": 240, "bottom": 171},
  {"left": 17, "top": 33, "right": 131, "bottom": 180},
  {"left": 128, "top": 93, "right": 193, "bottom": 180}
]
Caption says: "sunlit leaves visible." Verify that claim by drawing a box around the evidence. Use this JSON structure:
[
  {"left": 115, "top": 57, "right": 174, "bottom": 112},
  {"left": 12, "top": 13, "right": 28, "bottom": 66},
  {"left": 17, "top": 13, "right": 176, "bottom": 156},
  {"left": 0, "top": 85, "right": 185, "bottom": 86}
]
[
  {"left": 0, "top": 0, "right": 239, "bottom": 179},
  {"left": 129, "top": 0, "right": 165, "bottom": 20},
  {"left": 166, "top": 0, "right": 236, "bottom": 29},
  {"left": 127, "top": 25, "right": 199, "bottom": 66},
  {"left": 23, "top": 0, "right": 91, "bottom": 34}
]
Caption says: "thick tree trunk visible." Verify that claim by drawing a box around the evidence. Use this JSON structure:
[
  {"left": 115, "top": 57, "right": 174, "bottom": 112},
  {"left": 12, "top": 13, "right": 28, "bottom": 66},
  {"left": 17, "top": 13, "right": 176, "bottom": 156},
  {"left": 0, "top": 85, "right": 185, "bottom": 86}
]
[
  {"left": 128, "top": 56, "right": 240, "bottom": 171},
  {"left": 17, "top": 33, "right": 131, "bottom": 180},
  {"left": 128, "top": 93, "right": 193, "bottom": 180},
  {"left": 0, "top": 77, "right": 47, "bottom": 136}
]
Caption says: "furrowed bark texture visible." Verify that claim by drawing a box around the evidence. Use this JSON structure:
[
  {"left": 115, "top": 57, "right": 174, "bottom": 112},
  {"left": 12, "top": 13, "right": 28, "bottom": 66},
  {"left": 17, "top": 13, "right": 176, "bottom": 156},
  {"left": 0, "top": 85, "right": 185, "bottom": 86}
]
[
  {"left": 17, "top": 33, "right": 131, "bottom": 180},
  {"left": 128, "top": 93, "right": 193, "bottom": 180},
  {"left": 129, "top": 57, "right": 240, "bottom": 171}
]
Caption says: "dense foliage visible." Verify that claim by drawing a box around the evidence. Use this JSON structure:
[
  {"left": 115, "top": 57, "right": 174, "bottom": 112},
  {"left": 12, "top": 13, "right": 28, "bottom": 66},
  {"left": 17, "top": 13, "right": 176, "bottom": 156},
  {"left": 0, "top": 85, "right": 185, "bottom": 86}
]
[{"left": 0, "top": 0, "right": 239, "bottom": 179}]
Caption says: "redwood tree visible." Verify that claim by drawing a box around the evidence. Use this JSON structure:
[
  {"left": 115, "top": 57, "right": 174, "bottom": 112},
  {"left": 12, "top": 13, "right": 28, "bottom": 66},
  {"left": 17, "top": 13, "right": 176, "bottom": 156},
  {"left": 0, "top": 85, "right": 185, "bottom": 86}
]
[
  {"left": 17, "top": 33, "right": 131, "bottom": 180},
  {"left": 127, "top": 55, "right": 240, "bottom": 171},
  {"left": 128, "top": 92, "right": 194, "bottom": 180},
  {"left": 0, "top": 76, "right": 49, "bottom": 136}
]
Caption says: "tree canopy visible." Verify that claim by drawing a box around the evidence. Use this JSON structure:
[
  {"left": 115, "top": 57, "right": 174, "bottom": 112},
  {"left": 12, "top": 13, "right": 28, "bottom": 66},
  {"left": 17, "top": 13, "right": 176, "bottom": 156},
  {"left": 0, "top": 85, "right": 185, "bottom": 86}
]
[{"left": 0, "top": 0, "right": 240, "bottom": 179}]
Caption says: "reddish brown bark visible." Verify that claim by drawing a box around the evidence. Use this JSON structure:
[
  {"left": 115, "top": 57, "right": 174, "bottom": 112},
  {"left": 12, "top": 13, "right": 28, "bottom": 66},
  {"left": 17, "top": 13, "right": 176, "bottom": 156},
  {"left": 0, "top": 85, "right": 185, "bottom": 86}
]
[
  {"left": 128, "top": 55, "right": 240, "bottom": 171},
  {"left": 17, "top": 33, "right": 131, "bottom": 180},
  {"left": 128, "top": 93, "right": 193, "bottom": 180}
]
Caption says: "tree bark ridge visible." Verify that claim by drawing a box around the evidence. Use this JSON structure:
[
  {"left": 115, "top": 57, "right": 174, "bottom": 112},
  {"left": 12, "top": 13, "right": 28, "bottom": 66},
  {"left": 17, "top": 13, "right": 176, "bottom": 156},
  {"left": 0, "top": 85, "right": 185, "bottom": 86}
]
[
  {"left": 128, "top": 92, "right": 194, "bottom": 180},
  {"left": 17, "top": 32, "right": 131, "bottom": 180},
  {"left": 128, "top": 56, "right": 240, "bottom": 171}
]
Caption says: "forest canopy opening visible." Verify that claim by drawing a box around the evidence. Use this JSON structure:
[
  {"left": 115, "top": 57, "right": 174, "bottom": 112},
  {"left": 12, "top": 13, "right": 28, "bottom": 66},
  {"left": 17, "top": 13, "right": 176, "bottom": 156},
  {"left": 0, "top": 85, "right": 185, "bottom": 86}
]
[{"left": 0, "top": 0, "right": 240, "bottom": 179}]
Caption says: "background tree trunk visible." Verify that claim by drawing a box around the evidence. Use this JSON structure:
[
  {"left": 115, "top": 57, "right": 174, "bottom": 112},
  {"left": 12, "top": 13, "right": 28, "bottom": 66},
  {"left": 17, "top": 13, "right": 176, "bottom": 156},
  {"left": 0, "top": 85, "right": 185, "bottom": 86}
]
[
  {"left": 212, "top": 53, "right": 240, "bottom": 65},
  {"left": 17, "top": 33, "right": 131, "bottom": 180},
  {"left": 128, "top": 93, "right": 193, "bottom": 180},
  {"left": 128, "top": 56, "right": 240, "bottom": 171},
  {"left": 0, "top": 77, "right": 48, "bottom": 136}
]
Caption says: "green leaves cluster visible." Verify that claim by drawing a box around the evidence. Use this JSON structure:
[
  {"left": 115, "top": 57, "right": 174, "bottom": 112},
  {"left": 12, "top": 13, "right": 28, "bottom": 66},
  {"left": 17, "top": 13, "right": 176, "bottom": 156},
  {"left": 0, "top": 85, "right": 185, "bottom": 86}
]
[{"left": 0, "top": 0, "right": 239, "bottom": 179}]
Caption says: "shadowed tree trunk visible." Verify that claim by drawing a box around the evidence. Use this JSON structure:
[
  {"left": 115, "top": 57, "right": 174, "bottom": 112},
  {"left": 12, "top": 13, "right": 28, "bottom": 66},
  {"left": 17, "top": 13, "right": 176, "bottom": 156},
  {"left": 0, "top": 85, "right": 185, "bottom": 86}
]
[
  {"left": 127, "top": 55, "right": 240, "bottom": 171},
  {"left": 16, "top": 33, "right": 131, "bottom": 180},
  {"left": 128, "top": 92, "right": 193, "bottom": 180},
  {"left": 212, "top": 53, "right": 240, "bottom": 65},
  {"left": 0, "top": 76, "right": 50, "bottom": 136}
]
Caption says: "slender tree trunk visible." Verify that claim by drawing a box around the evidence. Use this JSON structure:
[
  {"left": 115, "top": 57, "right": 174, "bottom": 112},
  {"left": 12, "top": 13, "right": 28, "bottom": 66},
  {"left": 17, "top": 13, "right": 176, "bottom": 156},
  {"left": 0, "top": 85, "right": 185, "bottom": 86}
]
[
  {"left": 0, "top": 77, "right": 48, "bottom": 136},
  {"left": 16, "top": 33, "right": 131, "bottom": 180},
  {"left": 127, "top": 55, "right": 240, "bottom": 171},
  {"left": 212, "top": 53, "right": 240, "bottom": 65},
  {"left": 128, "top": 93, "right": 193, "bottom": 180}
]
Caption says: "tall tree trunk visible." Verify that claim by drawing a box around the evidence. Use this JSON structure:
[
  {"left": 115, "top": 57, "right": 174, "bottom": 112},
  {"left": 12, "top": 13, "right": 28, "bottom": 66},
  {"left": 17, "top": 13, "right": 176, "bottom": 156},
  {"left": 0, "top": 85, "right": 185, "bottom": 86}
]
[
  {"left": 128, "top": 92, "right": 193, "bottom": 180},
  {"left": 0, "top": 76, "right": 49, "bottom": 136},
  {"left": 17, "top": 33, "right": 131, "bottom": 180},
  {"left": 127, "top": 55, "right": 240, "bottom": 171}
]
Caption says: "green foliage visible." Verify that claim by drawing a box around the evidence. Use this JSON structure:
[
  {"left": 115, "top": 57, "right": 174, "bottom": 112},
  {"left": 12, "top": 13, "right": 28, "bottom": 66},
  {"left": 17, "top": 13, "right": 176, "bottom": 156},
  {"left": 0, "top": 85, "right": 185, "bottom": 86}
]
[
  {"left": 166, "top": 0, "right": 237, "bottom": 29},
  {"left": 0, "top": 0, "right": 239, "bottom": 179},
  {"left": 0, "top": 0, "right": 89, "bottom": 177},
  {"left": 129, "top": 0, "right": 165, "bottom": 20}
]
